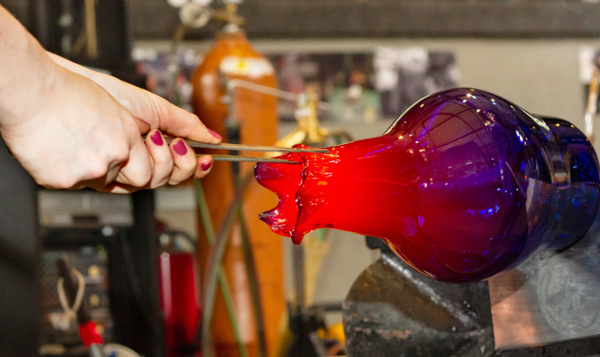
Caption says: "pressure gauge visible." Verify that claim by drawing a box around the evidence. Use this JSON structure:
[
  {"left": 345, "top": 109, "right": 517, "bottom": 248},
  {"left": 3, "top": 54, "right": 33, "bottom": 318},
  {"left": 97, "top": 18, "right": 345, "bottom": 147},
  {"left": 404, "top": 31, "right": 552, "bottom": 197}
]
[{"left": 179, "top": 2, "right": 214, "bottom": 28}]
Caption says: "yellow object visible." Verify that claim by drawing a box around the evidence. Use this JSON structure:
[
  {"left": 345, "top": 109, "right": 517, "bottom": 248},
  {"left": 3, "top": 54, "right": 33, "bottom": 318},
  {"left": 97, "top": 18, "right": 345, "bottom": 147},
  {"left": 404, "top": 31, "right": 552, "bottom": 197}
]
[
  {"left": 328, "top": 323, "right": 346, "bottom": 346},
  {"left": 276, "top": 88, "right": 328, "bottom": 148}
]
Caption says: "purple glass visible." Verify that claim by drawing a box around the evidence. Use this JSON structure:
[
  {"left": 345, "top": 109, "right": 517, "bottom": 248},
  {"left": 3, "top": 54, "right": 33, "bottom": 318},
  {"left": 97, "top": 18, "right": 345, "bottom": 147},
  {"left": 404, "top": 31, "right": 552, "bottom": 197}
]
[{"left": 256, "top": 88, "right": 600, "bottom": 282}]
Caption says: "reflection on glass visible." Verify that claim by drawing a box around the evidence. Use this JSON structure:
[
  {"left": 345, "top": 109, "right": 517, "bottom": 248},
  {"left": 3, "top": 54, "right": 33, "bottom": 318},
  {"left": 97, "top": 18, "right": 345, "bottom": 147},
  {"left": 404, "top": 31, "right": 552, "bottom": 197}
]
[{"left": 255, "top": 88, "right": 600, "bottom": 283}]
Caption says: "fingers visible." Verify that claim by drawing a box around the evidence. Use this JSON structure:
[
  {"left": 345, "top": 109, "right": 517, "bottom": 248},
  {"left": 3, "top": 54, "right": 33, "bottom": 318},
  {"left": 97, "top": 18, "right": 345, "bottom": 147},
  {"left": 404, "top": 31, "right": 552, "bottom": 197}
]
[
  {"left": 76, "top": 159, "right": 126, "bottom": 192},
  {"left": 97, "top": 183, "right": 135, "bottom": 194},
  {"left": 136, "top": 92, "right": 222, "bottom": 144},
  {"left": 115, "top": 136, "right": 152, "bottom": 188},
  {"left": 168, "top": 139, "right": 196, "bottom": 185},
  {"left": 145, "top": 133, "right": 214, "bottom": 187},
  {"left": 195, "top": 155, "right": 213, "bottom": 179},
  {"left": 106, "top": 130, "right": 185, "bottom": 192},
  {"left": 80, "top": 127, "right": 156, "bottom": 194},
  {"left": 95, "top": 133, "right": 215, "bottom": 193},
  {"left": 146, "top": 130, "right": 173, "bottom": 188}
]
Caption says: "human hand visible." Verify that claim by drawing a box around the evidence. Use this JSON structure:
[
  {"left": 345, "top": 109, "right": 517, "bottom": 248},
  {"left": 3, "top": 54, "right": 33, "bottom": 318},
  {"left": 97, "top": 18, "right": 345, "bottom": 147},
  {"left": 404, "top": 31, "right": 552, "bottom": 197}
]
[
  {"left": 1, "top": 57, "right": 220, "bottom": 193},
  {"left": 48, "top": 53, "right": 218, "bottom": 147}
]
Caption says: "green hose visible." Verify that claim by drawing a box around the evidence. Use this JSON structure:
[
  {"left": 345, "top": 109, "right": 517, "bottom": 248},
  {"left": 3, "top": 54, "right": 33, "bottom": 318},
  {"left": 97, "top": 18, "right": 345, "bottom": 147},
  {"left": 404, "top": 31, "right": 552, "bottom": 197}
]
[{"left": 193, "top": 179, "right": 248, "bottom": 357}]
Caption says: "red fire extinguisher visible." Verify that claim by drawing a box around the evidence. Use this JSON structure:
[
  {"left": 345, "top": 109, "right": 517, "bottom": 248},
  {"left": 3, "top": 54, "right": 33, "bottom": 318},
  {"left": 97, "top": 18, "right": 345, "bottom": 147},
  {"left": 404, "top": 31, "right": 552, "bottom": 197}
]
[{"left": 157, "top": 227, "right": 201, "bottom": 357}]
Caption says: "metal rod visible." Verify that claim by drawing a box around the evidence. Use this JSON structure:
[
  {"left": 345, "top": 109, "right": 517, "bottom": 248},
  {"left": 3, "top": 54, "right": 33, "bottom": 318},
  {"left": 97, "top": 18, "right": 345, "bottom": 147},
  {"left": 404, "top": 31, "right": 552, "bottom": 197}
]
[
  {"left": 292, "top": 245, "right": 306, "bottom": 308},
  {"left": 227, "top": 78, "right": 297, "bottom": 102},
  {"left": 152, "top": 136, "right": 329, "bottom": 154},
  {"left": 208, "top": 155, "right": 302, "bottom": 164},
  {"left": 186, "top": 141, "right": 329, "bottom": 154},
  {"left": 225, "top": 78, "right": 331, "bottom": 111}
]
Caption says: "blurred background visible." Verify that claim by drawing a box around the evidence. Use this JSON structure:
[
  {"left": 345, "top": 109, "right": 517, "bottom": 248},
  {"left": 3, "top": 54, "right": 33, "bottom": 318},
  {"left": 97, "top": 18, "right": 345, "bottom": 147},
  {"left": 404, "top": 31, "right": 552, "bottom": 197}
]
[{"left": 3, "top": 1, "right": 600, "bottom": 356}]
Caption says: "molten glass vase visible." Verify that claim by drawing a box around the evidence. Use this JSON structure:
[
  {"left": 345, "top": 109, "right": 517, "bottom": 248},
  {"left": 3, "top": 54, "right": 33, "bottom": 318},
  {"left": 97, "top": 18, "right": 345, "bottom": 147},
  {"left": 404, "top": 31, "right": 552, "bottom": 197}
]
[{"left": 255, "top": 88, "right": 600, "bottom": 283}]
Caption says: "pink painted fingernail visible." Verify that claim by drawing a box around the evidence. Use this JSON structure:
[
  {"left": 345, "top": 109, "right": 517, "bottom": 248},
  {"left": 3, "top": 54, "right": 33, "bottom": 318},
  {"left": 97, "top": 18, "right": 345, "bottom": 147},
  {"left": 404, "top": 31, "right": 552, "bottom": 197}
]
[
  {"left": 201, "top": 160, "right": 212, "bottom": 171},
  {"left": 150, "top": 131, "right": 163, "bottom": 146},
  {"left": 173, "top": 140, "right": 188, "bottom": 155},
  {"left": 208, "top": 129, "right": 222, "bottom": 140}
]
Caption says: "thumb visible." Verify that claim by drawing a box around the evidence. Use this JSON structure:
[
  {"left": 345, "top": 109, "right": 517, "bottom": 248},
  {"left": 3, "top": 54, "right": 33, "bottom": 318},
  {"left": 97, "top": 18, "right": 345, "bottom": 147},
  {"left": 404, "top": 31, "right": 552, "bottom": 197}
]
[{"left": 139, "top": 92, "right": 221, "bottom": 143}]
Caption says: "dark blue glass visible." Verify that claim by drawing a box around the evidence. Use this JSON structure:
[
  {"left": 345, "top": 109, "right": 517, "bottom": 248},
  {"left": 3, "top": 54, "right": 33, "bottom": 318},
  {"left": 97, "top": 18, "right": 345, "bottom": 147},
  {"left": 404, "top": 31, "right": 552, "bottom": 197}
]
[{"left": 256, "top": 88, "right": 600, "bottom": 282}]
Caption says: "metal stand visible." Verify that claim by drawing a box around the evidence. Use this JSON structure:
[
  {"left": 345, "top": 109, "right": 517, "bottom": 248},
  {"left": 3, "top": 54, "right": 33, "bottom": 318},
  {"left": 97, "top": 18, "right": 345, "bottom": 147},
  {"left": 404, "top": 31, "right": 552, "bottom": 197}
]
[
  {"left": 344, "top": 234, "right": 600, "bottom": 356},
  {"left": 344, "top": 237, "right": 494, "bottom": 357}
]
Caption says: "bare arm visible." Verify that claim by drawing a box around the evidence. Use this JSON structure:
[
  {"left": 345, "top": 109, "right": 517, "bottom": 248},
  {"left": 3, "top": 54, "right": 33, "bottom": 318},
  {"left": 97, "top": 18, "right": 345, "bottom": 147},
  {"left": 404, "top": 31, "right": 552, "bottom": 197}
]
[
  {"left": 0, "top": 6, "right": 58, "bottom": 127},
  {"left": 0, "top": 6, "right": 218, "bottom": 192}
]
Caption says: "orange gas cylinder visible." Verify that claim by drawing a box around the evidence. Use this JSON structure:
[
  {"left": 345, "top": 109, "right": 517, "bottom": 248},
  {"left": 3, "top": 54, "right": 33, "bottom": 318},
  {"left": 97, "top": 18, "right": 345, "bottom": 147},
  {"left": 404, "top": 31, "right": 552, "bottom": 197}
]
[{"left": 191, "top": 26, "right": 284, "bottom": 357}]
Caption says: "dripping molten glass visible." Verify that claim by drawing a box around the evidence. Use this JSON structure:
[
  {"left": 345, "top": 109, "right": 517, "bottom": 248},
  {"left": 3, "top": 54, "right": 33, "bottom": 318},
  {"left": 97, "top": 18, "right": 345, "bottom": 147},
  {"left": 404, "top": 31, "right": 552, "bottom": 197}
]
[{"left": 254, "top": 88, "right": 600, "bottom": 283}]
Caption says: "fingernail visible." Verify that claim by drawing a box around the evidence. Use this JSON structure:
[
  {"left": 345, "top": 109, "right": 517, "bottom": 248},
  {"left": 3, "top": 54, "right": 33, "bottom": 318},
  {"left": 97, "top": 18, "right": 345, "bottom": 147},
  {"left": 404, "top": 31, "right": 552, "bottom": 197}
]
[
  {"left": 208, "top": 129, "right": 222, "bottom": 140},
  {"left": 173, "top": 140, "right": 188, "bottom": 155},
  {"left": 150, "top": 131, "right": 163, "bottom": 146},
  {"left": 201, "top": 160, "right": 212, "bottom": 171}
]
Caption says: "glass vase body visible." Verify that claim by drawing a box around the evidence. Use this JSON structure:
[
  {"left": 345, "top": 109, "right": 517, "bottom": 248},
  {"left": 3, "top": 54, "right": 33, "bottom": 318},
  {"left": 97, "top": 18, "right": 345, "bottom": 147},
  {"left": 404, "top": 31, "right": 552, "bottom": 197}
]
[{"left": 255, "top": 88, "right": 600, "bottom": 283}]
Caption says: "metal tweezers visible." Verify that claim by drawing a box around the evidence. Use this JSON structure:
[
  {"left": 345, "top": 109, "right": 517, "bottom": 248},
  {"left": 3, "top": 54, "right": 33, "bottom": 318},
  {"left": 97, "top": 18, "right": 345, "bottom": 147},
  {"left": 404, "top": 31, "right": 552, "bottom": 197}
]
[{"left": 173, "top": 139, "right": 329, "bottom": 164}]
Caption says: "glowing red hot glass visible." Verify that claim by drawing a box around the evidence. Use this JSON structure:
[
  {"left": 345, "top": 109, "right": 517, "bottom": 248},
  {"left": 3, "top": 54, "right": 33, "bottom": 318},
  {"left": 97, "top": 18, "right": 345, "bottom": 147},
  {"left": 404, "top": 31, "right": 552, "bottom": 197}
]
[{"left": 255, "top": 88, "right": 600, "bottom": 283}]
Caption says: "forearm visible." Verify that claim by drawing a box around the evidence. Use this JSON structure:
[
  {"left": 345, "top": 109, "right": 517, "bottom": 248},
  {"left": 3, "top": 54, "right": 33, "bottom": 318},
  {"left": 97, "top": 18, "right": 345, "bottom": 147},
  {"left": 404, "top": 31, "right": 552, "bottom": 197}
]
[
  {"left": 47, "top": 52, "right": 109, "bottom": 88},
  {"left": 0, "top": 6, "right": 215, "bottom": 192},
  {"left": 0, "top": 5, "right": 58, "bottom": 128},
  {"left": 46, "top": 52, "right": 139, "bottom": 113},
  {"left": 47, "top": 51, "right": 215, "bottom": 143}
]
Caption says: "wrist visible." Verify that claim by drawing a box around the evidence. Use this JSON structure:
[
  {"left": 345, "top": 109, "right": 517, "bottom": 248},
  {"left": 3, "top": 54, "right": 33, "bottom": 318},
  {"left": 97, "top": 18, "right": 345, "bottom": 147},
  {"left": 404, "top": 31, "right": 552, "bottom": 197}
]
[
  {"left": 0, "top": 7, "right": 63, "bottom": 129},
  {"left": 47, "top": 52, "right": 110, "bottom": 88},
  {"left": 0, "top": 57, "right": 63, "bottom": 131}
]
